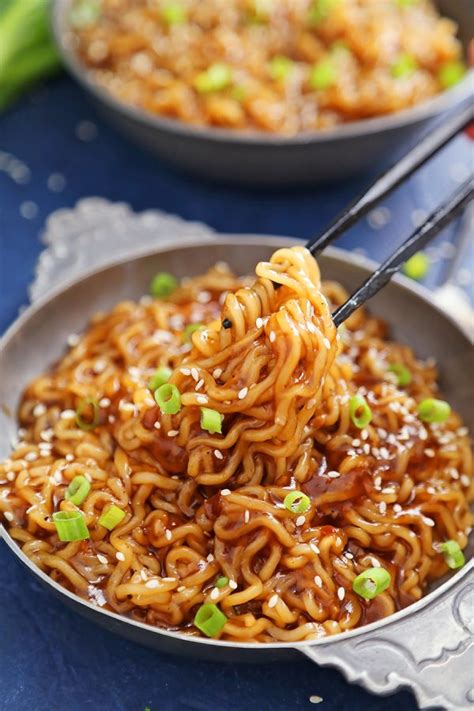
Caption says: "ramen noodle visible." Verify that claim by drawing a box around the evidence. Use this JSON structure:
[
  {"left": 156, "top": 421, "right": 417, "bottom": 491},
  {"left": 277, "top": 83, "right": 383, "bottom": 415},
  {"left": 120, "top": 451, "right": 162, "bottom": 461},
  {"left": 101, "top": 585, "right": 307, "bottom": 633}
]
[
  {"left": 0, "top": 247, "right": 472, "bottom": 641},
  {"left": 69, "top": 0, "right": 467, "bottom": 134}
]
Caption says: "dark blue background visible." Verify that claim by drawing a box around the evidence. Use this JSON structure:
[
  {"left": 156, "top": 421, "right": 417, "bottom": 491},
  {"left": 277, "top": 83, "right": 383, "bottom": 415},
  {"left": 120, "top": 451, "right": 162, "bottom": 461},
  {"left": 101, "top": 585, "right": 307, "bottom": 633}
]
[{"left": 0, "top": 76, "right": 471, "bottom": 711}]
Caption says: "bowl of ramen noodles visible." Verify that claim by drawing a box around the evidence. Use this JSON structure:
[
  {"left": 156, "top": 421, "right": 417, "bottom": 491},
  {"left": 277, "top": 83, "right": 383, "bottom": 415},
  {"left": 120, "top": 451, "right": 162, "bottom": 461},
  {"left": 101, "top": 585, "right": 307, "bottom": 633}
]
[
  {"left": 0, "top": 236, "right": 472, "bottom": 707},
  {"left": 52, "top": 0, "right": 473, "bottom": 184}
]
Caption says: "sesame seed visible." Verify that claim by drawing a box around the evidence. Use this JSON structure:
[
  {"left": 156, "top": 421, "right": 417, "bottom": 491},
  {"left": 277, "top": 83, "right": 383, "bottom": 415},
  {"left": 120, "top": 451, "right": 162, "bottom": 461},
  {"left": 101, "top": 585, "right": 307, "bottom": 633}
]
[
  {"left": 344, "top": 551, "right": 354, "bottom": 560},
  {"left": 457, "top": 427, "right": 469, "bottom": 436},
  {"left": 177, "top": 585, "right": 186, "bottom": 592},
  {"left": 153, "top": 421, "right": 161, "bottom": 429},
  {"left": 196, "top": 395, "right": 208, "bottom": 404},
  {"left": 460, "top": 475, "right": 470, "bottom": 487},
  {"left": 210, "top": 587, "right": 220, "bottom": 600},
  {"left": 165, "top": 529, "right": 172, "bottom": 540},
  {"left": 314, "top": 575, "right": 323, "bottom": 588},
  {"left": 310, "top": 542, "right": 320, "bottom": 555},
  {"left": 221, "top": 489, "right": 231, "bottom": 496},
  {"left": 309, "top": 696, "right": 323, "bottom": 704},
  {"left": 360, "top": 429, "right": 369, "bottom": 440},
  {"left": 327, "top": 470, "right": 340, "bottom": 479},
  {"left": 419, "top": 429, "right": 428, "bottom": 441},
  {"left": 60, "top": 409, "right": 75, "bottom": 419},
  {"left": 214, "top": 450, "right": 224, "bottom": 460},
  {"left": 206, "top": 554, "right": 214, "bottom": 562},
  {"left": 65, "top": 453, "right": 74, "bottom": 462},
  {"left": 6, "top": 472, "right": 15, "bottom": 481},
  {"left": 180, "top": 368, "right": 191, "bottom": 376},
  {"left": 425, "top": 449, "right": 435, "bottom": 458},
  {"left": 25, "top": 452, "right": 37, "bottom": 462},
  {"left": 295, "top": 515, "right": 306, "bottom": 527},
  {"left": 116, "top": 552, "right": 125, "bottom": 561},
  {"left": 41, "top": 429, "right": 54, "bottom": 442},
  {"left": 307, "top": 398, "right": 316, "bottom": 410},
  {"left": 424, "top": 517, "right": 435, "bottom": 527},
  {"left": 268, "top": 594, "right": 278, "bottom": 608},
  {"left": 168, "top": 430, "right": 179, "bottom": 437},
  {"left": 377, "top": 428, "right": 387, "bottom": 439},
  {"left": 99, "top": 398, "right": 111, "bottom": 408},
  {"left": 33, "top": 404, "right": 46, "bottom": 417},
  {"left": 337, "top": 586, "right": 345, "bottom": 601},
  {"left": 379, "top": 502, "right": 387, "bottom": 515},
  {"left": 449, "top": 468, "right": 459, "bottom": 480},
  {"left": 379, "top": 447, "right": 390, "bottom": 459},
  {"left": 228, "top": 580, "right": 238, "bottom": 590},
  {"left": 4, "top": 512, "right": 14, "bottom": 522},
  {"left": 67, "top": 333, "right": 80, "bottom": 347},
  {"left": 109, "top": 415, "right": 116, "bottom": 424},
  {"left": 352, "top": 439, "right": 360, "bottom": 447},
  {"left": 374, "top": 476, "right": 382, "bottom": 489},
  {"left": 145, "top": 579, "right": 160, "bottom": 589},
  {"left": 97, "top": 554, "right": 108, "bottom": 565},
  {"left": 213, "top": 368, "right": 223, "bottom": 379},
  {"left": 370, "top": 557, "right": 381, "bottom": 568},
  {"left": 269, "top": 332, "right": 276, "bottom": 343},
  {"left": 94, "top": 360, "right": 107, "bottom": 373},
  {"left": 238, "top": 387, "right": 248, "bottom": 399},
  {"left": 195, "top": 379, "right": 204, "bottom": 391},
  {"left": 363, "top": 444, "right": 370, "bottom": 455},
  {"left": 244, "top": 510, "right": 250, "bottom": 523},
  {"left": 393, "top": 504, "right": 402, "bottom": 513},
  {"left": 191, "top": 368, "right": 199, "bottom": 382},
  {"left": 256, "top": 317, "right": 264, "bottom": 328}
]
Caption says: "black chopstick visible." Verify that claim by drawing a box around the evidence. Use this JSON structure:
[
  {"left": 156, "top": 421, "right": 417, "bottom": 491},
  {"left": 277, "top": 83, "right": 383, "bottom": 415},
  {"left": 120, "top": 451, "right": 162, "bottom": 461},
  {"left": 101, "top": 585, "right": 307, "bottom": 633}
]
[
  {"left": 332, "top": 178, "right": 473, "bottom": 326},
  {"left": 307, "top": 102, "right": 473, "bottom": 258}
]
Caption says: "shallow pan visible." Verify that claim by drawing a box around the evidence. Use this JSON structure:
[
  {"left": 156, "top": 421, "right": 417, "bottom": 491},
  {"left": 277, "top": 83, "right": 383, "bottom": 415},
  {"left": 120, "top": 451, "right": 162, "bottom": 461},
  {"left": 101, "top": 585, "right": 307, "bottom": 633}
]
[
  {"left": 1, "top": 236, "right": 473, "bottom": 708},
  {"left": 51, "top": 1, "right": 473, "bottom": 186}
]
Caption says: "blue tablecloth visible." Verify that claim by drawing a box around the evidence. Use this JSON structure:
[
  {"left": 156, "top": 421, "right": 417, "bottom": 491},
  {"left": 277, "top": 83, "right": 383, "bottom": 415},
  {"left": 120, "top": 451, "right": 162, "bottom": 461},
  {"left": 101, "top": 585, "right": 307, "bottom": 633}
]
[{"left": 0, "top": 76, "right": 472, "bottom": 711}]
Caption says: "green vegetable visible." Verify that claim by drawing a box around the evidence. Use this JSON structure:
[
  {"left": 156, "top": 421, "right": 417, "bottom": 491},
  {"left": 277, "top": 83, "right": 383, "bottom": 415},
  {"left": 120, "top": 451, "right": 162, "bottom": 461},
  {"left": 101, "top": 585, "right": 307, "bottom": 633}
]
[
  {"left": 160, "top": 2, "right": 187, "bottom": 26},
  {"left": 283, "top": 491, "right": 311, "bottom": 514},
  {"left": 349, "top": 395, "right": 372, "bottom": 429},
  {"left": 76, "top": 397, "right": 100, "bottom": 431},
  {"left": 53, "top": 510, "right": 90, "bottom": 542},
  {"left": 396, "top": 0, "right": 418, "bottom": 7},
  {"left": 353, "top": 567, "right": 391, "bottom": 599},
  {"left": 200, "top": 408, "right": 223, "bottom": 434},
  {"left": 148, "top": 366, "right": 172, "bottom": 391},
  {"left": 194, "top": 63, "right": 232, "bottom": 93},
  {"left": 307, "top": 0, "right": 341, "bottom": 25},
  {"left": 99, "top": 504, "right": 126, "bottom": 530},
  {"left": 194, "top": 603, "right": 227, "bottom": 637},
  {"left": 310, "top": 57, "right": 336, "bottom": 90},
  {"left": 439, "top": 540, "right": 465, "bottom": 569},
  {"left": 0, "top": 0, "right": 62, "bottom": 112},
  {"left": 402, "top": 251, "right": 430, "bottom": 280},
  {"left": 269, "top": 56, "right": 294, "bottom": 82},
  {"left": 154, "top": 383, "right": 182, "bottom": 415},
  {"left": 215, "top": 576, "right": 229, "bottom": 588},
  {"left": 388, "top": 363, "right": 412, "bottom": 387},
  {"left": 183, "top": 323, "right": 203, "bottom": 342},
  {"left": 65, "top": 475, "right": 91, "bottom": 506},
  {"left": 391, "top": 53, "right": 417, "bottom": 79},
  {"left": 418, "top": 398, "right": 451, "bottom": 424},
  {"left": 438, "top": 61, "right": 466, "bottom": 89},
  {"left": 150, "top": 272, "right": 178, "bottom": 298}
]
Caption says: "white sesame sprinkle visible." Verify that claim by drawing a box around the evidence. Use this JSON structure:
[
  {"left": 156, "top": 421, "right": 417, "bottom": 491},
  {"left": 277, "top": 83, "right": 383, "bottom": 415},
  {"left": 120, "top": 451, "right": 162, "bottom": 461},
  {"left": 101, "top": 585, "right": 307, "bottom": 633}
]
[
  {"left": 177, "top": 585, "right": 186, "bottom": 592},
  {"left": 268, "top": 594, "right": 278, "bottom": 608},
  {"left": 195, "top": 379, "right": 204, "bottom": 391},
  {"left": 228, "top": 580, "right": 238, "bottom": 590},
  {"left": 145, "top": 579, "right": 160, "bottom": 589},
  {"left": 244, "top": 510, "right": 250, "bottom": 523},
  {"left": 153, "top": 421, "right": 161, "bottom": 429},
  {"left": 238, "top": 387, "right": 248, "bottom": 400},
  {"left": 214, "top": 449, "right": 224, "bottom": 460},
  {"left": 370, "top": 557, "right": 382, "bottom": 568},
  {"left": 419, "top": 428, "right": 428, "bottom": 441},
  {"left": 206, "top": 554, "right": 214, "bottom": 562},
  {"left": 168, "top": 430, "right": 179, "bottom": 437},
  {"left": 457, "top": 427, "right": 469, "bottom": 436},
  {"left": 116, "top": 552, "right": 125, "bottom": 561},
  {"left": 327, "top": 470, "right": 340, "bottom": 479},
  {"left": 196, "top": 395, "right": 208, "bottom": 404},
  {"left": 191, "top": 368, "right": 199, "bottom": 382},
  {"left": 41, "top": 429, "right": 54, "bottom": 442},
  {"left": 67, "top": 333, "right": 80, "bottom": 347},
  {"left": 314, "top": 575, "right": 323, "bottom": 588},
  {"left": 448, "top": 468, "right": 459, "bottom": 480},
  {"left": 374, "top": 476, "right": 382, "bottom": 489},
  {"left": 108, "top": 415, "right": 116, "bottom": 424},
  {"left": 180, "top": 368, "right": 191, "bottom": 376},
  {"left": 6, "top": 472, "right": 15, "bottom": 481},
  {"left": 460, "top": 475, "right": 470, "bottom": 487},
  {"left": 360, "top": 429, "right": 369, "bottom": 441},
  {"left": 65, "top": 453, "right": 74, "bottom": 462},
  {"left": 363, "top": 443, "right": 371, "bottom": 455},
  {"left": 256, "top": 317, "right": 264, "bottom": 328},
  {"left": 269, "top": 331, "right": 276, "bottom": 343},
  {"left": 221, "top": 489, "right": 231, "bottom": 496},
  {"left": 295, "top": 515, "right": 306, "bottom": 527},
  {"left": 60, "top": 409, "right": 76, "bottom": 420},
  {"left": 379, "top": 501, "right": 387, "bottom": 515},
  {"left": 210, "top": 587, "right": 220, "bottom": 600},
  {"left": 344, "top": 551, "right": 354, "bottom": 560},
  {"left": 424, "top": 517, "right": 435, "bottom": 527},
  {"left": 4, "top": 512, "right": 14, "bottom": 521},
  {"left": 337, "top": 586, "right": 345, "bottom": 601},
  {"left": 25, "top": 452, "right": 37, "bottom": 462},
  {"left": 393, "top": 504, "right": 402, "bottom": 513},
  {"left": 310, "top": 542, "right": 320, "bottom": 555},
  {"left": 425, "top": 448, "right": 435, "bottom": 458},
  {"left": 33, "top": 404, "right": 46, "bottom": 417},
  {"left": 309, "top": 696, "right": 323, "bottom": 704},
  {"left": 165, "top": 529, "right": 172, "bottom": 540},
  {"left": 352, "top": 439, "right": 361, "bottom": 447},
  {"left": 99, "top": 398, "right": 111, "bottom": 408},
  {"left": 97, "top": 554, "right": 108, "bottom": 565},
  {"left": 213, "top": 368, "right": 223, "bottom": 379}
]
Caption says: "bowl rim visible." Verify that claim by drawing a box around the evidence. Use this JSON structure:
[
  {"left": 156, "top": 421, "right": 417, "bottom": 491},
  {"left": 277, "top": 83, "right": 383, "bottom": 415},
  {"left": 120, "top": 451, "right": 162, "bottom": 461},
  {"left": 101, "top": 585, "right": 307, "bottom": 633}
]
[
  {"left": 51, "top": 0, "right": 474, "bottom": 148},
  {"left": 1, "top": 234, "right": 472, "bottom": 652}
]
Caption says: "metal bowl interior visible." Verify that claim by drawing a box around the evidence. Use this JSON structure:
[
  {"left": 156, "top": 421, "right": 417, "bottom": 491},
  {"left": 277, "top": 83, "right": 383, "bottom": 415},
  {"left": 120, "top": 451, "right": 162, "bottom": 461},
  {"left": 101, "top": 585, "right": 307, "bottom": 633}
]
[
  {"left": 51, "top": 0, "right": 474, "bottom": 185},
  {"left": 0, "top": 237, "right": 472, "bottom": 660}
]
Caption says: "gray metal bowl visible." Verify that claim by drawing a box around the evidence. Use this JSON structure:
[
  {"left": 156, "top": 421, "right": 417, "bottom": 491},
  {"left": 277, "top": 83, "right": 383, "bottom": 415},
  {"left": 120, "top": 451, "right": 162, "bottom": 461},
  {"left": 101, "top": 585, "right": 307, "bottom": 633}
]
[
  {"left": 51, "top": 0, "right": 473, "bottom": 186},
  {"left": 0, "top": 236, "right": 473, "bottom": 709}
]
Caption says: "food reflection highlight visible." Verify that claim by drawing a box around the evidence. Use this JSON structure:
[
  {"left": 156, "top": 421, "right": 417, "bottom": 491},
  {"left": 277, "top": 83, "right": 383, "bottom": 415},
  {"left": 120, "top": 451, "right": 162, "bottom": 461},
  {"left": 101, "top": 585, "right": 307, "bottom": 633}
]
[{"left": 0, "top": 247, "right": 472, "bottom": 642}]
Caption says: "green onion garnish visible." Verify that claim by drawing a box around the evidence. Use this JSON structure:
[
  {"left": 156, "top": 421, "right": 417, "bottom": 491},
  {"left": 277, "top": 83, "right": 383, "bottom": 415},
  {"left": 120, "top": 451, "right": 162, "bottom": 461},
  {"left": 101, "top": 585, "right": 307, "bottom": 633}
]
[
  {"left": 396, "top": 0, "right": 418, "bottom": 6},
  {"left": 352, "top": 567, "right": 391, "bottom": 600},
  {"left": 148, "top": 366, "right": 172, "bottom": 391},
  {"left": 307, "top": 0, "right": 340, "bottom": 25},
  {"left": 402, "top": 251, "right": 430, "bottom": 281},
  {"left": 70, "top": 0, "right": 101, "bottom": 28},
  {"left": 76, "top": 397, "right": 100, "bottom": 431},
  {"left": 194, "top": 603, "right": 227, "bottom": 637},
  {"left": 200, "top": 407, "right": 223, "bottom": 434},
  {"left": 215, "top": 576, "right": 229, "bottom": 588},
  {"left": 418, "top": 398, "right": 451, "bottom": 424},
  {"left": 269, "top": 56, "right": 294, "bottom": 82},
  {"left": 183, "top": 323, "right": 203, "bottom": 342},
  {"left": 65, "top": 475, "right": 91, "bottom": 506},
  {"left": 388, "top": 363, "right": 412, "bottom": 387},
  {"left": 283, "top": 491, "right": 311, "bottom": 514},
  {"left": 150, "top": 272, "right": 178, "bottom": 298},
  {"left": 99, "top": 504, "right": 126, "bottom": 530},
  {"left": 194, "top": 63, "right": 232, "bottom": 94},
  {"left": 391, "top": 53, "right": 417, "bottom": 79},
  {"left": 309, "top": 58, "right": 336, "bottom": 90},
  {"left": 154, "top": 383, "right": 182, "bottom": 415},
  {"left": 439, "top": 540, "right": 465, "bottom": 569},
  {"left": 53, "top": 510, "right": 90, "bottom": 542},
  {"left": 160, "top": 2, "right": 187, "bottom": 26},
  {"left": 438, "top": 61, "right": 466, "bottom": 89},
  {"left": 349, "top": 395, "right": 372, "bottom": 429}
]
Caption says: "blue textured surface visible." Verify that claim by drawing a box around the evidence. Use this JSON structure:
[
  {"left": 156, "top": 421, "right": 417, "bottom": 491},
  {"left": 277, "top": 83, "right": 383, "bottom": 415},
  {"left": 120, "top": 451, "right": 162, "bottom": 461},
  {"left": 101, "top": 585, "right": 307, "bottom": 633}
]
[{"left": 0, "top": 76, "right": 472, "bottom": 711}]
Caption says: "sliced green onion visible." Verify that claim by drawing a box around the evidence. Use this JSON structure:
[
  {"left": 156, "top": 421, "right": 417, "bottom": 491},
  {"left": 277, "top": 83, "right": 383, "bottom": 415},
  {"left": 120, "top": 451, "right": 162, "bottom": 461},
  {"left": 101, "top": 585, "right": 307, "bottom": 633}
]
[
  {"left": 402, "top": 251, "right": 430, "bottom": 281},
  {"left": 283, "top": 491, "right": 311, "bottom": 514},
  {"left": 418, "top": 398, "right": 451, "bottom": 424},
  {"left": 154, "top": 383, "right": 182, "bottom": 415},
  {"left": 215, "top": 576, "right": 229, "bottom": 588},
  {"left": 194, "top": 603, "right": 227, "bottom": 637},
  {"left": 388, "top": 363, "right": 412, "bottom": 387},
  {"left": 439, "top": 540, "right": 465, "bottom": 569},
  {"left": 396, "top": 0, "right": 418, "bottom": 6},
  {"left": 307, "top": 0, "right": 340, "bottom": 25},
  {"left": 309, "top": 57, "right": 336, "bottom": 90},
  {"left": 99, "top": 504, "right": 126, "bottom": 530},
  {"left": 70, "top": 0, "right": 101, "bottom": 28},
  {"left": 352, "top": 567, "right": 391, "bottom": 600},
  {"left": 200, "top": 407, "right": 223, "bottom": 435},
  {"left": 53, "top": 510, "right": 90, "bottom": 542},
  {"left": 349, "top": 395, "right": 372, "bottom": 429},
  {"left": 391, "top": 53, "right": 417, "bottom": 79},
  {"left": 269, "top": 56, "right": 294, "bottom": 82},
  {"left": 438, "top": 60, "right": 466, "bottom": 89},
  {"left": 150, "top": 272, "right": 178, "bottom": 298},
  {"left": 65, "top": 475, "right": 91, "bottom": 506},
  {"left": 183, "top": 323, "right": 203, "bottom": 342},
  {"left": 76, "top": 397, "right": 100, "bottom": 431},
  {"left": 148, "top": 366, "right": 172, "bottom": 391},
  {"left": 160, "top": 2, "right": 187, "bottom": 26},
  {"left": 194, "top": 63, "right": 232, "bottom": 94}
]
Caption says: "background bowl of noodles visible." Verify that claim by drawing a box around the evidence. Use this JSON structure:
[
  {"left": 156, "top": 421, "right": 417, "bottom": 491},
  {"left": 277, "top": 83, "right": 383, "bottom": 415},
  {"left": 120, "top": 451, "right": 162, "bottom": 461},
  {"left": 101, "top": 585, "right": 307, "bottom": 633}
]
[
  {"left": 0, "top": 236, "right": 472, "bottom": 708},
  {"left": 51, "top": 0, "right": 474, "bottom": 185}
]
